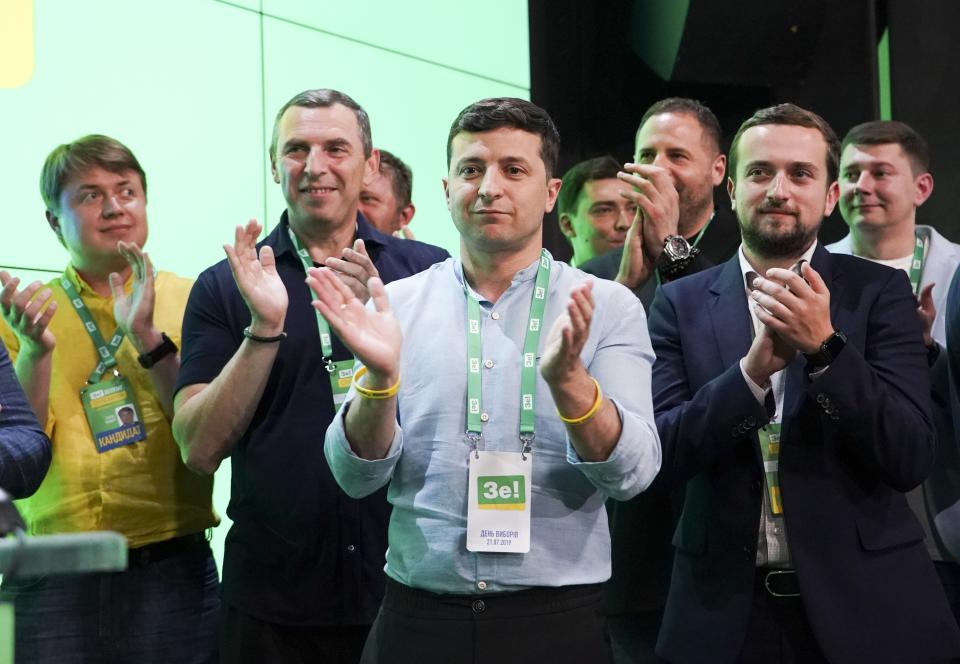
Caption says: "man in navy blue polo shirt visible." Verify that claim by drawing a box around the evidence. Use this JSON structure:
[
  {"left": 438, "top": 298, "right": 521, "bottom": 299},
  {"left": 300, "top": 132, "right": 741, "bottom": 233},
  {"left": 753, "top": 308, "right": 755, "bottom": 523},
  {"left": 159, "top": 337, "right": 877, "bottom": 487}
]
[{"left": 172, "top": 88, "right": 448, "bottom": 663}]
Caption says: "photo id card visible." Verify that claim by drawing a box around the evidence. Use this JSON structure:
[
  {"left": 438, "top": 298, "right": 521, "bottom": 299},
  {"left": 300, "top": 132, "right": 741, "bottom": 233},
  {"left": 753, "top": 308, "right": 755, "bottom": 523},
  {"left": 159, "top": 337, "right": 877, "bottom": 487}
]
[
  {"left": 80, "top": 375, "right": 146, "bottom": 453},
  {"left": 467, "top": 450, "right": 532, "bottom": 553}
]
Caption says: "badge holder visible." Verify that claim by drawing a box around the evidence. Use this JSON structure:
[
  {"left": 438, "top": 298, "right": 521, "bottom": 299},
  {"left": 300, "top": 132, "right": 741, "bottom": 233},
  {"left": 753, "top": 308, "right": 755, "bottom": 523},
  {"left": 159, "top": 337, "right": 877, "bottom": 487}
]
[
  {"left": 80, "top": 368, "right": 147, "bottom": 453},
  {"left": 324, "top": 356, "right": 355, "bottom": 407},
  {"left": 758, "top": 424, "right": 783, "bottom": 515},
  {"left": 466, "top": 434, "right": 533, "bottom": 553}
]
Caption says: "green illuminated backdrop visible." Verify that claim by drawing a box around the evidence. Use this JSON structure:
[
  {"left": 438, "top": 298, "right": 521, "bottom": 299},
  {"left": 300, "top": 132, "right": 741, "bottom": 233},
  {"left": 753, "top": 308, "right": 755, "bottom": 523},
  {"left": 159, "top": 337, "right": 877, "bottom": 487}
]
[{"left": 0, "top": 0, "right": 530, "bottom": 572}]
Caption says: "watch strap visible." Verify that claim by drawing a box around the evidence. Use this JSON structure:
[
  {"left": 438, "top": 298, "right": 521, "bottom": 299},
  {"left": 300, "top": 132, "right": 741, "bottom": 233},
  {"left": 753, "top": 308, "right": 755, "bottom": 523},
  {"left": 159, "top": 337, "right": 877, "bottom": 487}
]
[
  {"left": 137, "top": 332, "right": 178, "bottom": 369},
  {"left": 803, "top": 330, "right": 846, "bottom": 369}
]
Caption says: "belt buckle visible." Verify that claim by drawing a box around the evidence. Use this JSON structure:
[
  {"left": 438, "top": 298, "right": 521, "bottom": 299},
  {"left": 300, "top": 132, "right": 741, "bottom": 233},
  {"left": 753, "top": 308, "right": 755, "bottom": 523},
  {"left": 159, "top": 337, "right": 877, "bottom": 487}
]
[{"left": 763, "top": 569, "right": 800, "bottom": 598}]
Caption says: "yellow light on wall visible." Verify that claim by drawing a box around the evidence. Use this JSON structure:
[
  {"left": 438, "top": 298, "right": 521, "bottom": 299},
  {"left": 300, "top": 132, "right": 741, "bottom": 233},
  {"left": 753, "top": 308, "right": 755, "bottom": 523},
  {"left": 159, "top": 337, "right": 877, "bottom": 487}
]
[{"left": 0, "top": 0, "right": 34, "bottom": 88}]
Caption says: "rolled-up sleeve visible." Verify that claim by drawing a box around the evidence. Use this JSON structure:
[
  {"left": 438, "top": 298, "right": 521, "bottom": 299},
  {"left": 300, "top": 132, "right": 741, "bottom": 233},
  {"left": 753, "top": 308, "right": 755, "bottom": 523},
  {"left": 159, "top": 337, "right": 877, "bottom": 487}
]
[
  {"left": 324, "top": 396, "right": 404, "bottom": 499},
  {"left": 566, "top": 283, "right": 662, "bottom": 501}
]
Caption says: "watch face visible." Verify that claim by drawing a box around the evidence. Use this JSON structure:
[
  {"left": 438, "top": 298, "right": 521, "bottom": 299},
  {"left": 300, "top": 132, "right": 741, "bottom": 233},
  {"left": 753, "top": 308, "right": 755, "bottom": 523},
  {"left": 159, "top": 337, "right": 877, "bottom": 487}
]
[{"left": 665, "top": 236, "right": 691, "bottom": 261}]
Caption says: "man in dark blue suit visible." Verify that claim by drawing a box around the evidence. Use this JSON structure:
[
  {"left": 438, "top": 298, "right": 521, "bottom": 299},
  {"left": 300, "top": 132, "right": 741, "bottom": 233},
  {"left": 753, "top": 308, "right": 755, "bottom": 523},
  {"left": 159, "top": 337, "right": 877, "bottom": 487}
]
[{"left": 648, "top": 103, "right": 960, "bottom": 663}]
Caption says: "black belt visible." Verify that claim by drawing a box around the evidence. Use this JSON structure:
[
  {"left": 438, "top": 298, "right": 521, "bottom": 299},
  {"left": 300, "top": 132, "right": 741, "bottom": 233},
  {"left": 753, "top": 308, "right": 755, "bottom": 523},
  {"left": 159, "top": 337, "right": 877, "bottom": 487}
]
[
  {"left": 383, "top": 577, "right": 603, "bottom": 618},
  {"left": 756, "top": 567, "right": 801, "bottom": 598},
  {"left": 127, "top": 533, "right": 209, "bottom": 568}
]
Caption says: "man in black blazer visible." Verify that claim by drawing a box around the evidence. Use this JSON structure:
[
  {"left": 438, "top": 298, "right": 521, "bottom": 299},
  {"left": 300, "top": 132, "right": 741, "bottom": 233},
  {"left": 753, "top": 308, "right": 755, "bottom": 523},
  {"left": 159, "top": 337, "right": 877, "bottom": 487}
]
[
  {"left": 649, "top": 103, "right": 960, "bottom": 663},
  {"left": 582, "top": 99, "right": 739, "bottom": 664},
  {"left": 579, "top": 97, "right": 740, "bottom": 312}
]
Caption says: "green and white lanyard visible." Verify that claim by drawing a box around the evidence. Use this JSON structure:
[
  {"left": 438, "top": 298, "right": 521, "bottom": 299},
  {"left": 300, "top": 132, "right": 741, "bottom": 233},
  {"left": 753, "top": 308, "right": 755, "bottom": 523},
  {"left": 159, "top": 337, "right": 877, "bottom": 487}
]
[
  {"left": 287, "top": 228, "right": 355, "bottom": 406},
  {"left": 909, "top": 227, "right": 931, "bottom": 296},
  {"left": 464, "top": 249, "right": 551, "bottom": 457},
  {"left": 61, "top": 275, "right": 125, "bottom": 383}
]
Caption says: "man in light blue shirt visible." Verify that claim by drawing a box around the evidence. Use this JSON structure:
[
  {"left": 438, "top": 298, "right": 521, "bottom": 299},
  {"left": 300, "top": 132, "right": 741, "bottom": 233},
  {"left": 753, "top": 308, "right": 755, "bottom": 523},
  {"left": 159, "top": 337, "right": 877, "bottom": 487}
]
[{"left": 314, "top": 97, "right": 661, "bottom": 664}]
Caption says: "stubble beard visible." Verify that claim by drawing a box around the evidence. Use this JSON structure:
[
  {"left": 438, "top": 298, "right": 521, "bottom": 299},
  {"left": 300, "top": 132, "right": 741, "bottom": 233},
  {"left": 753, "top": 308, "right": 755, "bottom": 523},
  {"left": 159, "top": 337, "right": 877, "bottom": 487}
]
[{"left": 740, "top": 212, "right": 821, "bottom": 260}]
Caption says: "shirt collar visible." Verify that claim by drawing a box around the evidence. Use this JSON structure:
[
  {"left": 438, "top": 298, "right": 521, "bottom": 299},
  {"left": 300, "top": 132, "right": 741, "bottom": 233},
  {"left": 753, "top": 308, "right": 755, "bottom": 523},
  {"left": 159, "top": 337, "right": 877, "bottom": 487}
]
[
  {"left": 454, "top": 250, "right": 553, "bottom": 303},
  {"left": 274, "top": 210, "right": 388, "bottom": 260},
  {"left": 737, "top": 240, "right": 818, "bottom": 290},
  {"left": 62, "top": 263, "right": 130, "bottom": 298}
]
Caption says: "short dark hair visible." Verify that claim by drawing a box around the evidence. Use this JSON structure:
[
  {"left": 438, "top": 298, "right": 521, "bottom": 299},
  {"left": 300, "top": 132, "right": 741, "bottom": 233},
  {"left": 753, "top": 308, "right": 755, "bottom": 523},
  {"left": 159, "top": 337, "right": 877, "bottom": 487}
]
[
  {"left": 446, "top": 97, "right": 560, "bottom": 178},
  {"left": 729, "top": 103, "right": 839, "bottom": 183},
  {"left": 270, "top": 88, "right": 373, "bottom": 161},
  {"left": 639, "top": 97, "right": 722, "bottom": 154},
  {"left": 842, "top": 120, "right": 929, "bottom": 175},
  {"left": 377, "top": 149, "right": 413, "bottom": 208},
  {"left": 557, "top": 156, "right": 621, "bottom": 217},
  {"left": 40, "top": 135, "right": 146, "bottom": 214}
]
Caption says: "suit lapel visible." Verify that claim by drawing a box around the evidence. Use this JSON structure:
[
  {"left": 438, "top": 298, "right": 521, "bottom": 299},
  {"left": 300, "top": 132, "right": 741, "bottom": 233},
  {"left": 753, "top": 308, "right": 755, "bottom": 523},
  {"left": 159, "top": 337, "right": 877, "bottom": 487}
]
[{"left": 709, "top": 257, "right": 753, "bottom": 369}]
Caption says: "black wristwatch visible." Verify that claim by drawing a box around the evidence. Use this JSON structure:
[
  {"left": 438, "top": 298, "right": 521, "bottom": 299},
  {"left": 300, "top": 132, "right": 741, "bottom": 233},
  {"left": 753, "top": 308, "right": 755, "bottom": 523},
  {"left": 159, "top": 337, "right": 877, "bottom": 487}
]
[
  {"left": 803, "top": 330, "right": 847, "bottom": 370},
  {"left": 137, "top": 332, "right": 178, "bottom": 369},
  {"left": 656, "top": 235, "right": 701, "bottom": 277}
]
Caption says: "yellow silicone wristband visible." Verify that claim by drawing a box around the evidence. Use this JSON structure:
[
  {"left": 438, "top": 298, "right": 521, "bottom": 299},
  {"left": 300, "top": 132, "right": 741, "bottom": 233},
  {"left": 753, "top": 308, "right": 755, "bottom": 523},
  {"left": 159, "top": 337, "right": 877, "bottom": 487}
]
[
  {"left": 353, "top": 366, "right": 400, "bottom": 399},
  {"left": 556, "top": 377, "right": 603, "bottom": 425}
]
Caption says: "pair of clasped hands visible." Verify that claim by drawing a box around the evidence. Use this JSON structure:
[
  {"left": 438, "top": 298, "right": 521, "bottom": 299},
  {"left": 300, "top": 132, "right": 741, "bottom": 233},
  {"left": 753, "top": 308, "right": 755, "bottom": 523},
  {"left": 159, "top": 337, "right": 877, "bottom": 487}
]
[{"left": 223, "top": 220, "right": 595, "bottom": 388}]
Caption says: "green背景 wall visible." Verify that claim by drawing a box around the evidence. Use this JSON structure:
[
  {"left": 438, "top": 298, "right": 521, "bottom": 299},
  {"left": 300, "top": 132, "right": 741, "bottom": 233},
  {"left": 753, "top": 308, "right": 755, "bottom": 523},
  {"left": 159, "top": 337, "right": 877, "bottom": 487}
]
[{"left": 0, "top": 0, "right": 530, "bottom": 575}]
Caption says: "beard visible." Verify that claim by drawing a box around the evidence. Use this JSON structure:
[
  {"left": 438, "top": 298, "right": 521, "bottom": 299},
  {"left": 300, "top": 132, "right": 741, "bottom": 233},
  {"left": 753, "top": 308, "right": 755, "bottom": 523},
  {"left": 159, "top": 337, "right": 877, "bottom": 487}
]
[{"left": 740, "top": 212, "right": 821, "bottom": 260}]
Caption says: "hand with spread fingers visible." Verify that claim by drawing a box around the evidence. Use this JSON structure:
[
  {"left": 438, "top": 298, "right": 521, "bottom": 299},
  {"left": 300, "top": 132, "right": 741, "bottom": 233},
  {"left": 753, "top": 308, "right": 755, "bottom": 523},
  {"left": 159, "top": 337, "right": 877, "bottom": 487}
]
[
  {"left": 0, "top": 271, "right": 57, "bottom": 357},
  {"left": 110, "top": 241, "right": 160, "bottom": 353},
  {"left": 541, "top": 281, "right": 594, "bottom": 386},
  {"left": 617, "top": 163, "right": 681, "bottom": 262},
  {"left": 917, "top": 282, "right": 936, "bottom": 347},
  {"left": 323, "top": 239, "right": 381, "bottom": 304},
  {"left": 223, "top": 219, "right": 289, "bottom": 336},
  {"left": 749, "top": 262, "right": 834, "bottom": 355},
  {"left": 306, "top": 267, "right": 401, "bottom": 385}
]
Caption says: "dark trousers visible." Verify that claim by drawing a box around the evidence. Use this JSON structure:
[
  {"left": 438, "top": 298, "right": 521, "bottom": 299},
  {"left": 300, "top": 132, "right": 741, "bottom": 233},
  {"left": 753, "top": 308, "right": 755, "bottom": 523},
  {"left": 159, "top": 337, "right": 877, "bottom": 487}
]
[
  {"left": 0, "top": 534, "right": 219, "bottom": 664},
  {"left": 607, "top": 610, "right": 667, "bottom": 664},
  {"left": 219, "top": 603, "right": 369, "bottom": 664},
  {"left": 935, "top": 561, "right": 960, "bottom": 628},
  {"left": 733, "top": 569, "right": 828, "bottom": 664},
  {"left": 361, "top": 577, "right": 612, "bottom": 664}
]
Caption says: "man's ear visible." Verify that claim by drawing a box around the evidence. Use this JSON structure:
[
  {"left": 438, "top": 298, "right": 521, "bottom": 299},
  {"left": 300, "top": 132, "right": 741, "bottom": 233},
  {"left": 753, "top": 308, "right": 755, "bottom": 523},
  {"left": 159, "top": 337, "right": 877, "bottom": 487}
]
[
  {"left": 712, "top": 154, "right": 727, "bottom": 186},
  {"left": 914, "top": 172, "right": 934, "bottom": 207},
  {"left": 270, "top": 154, "right": 280, "bottom": 184},
  {"left": 399, "top": 203, "right": 415, "bottom": 225},
  {"left": 823, "top": 180, "right": 840, "bottom": 217},
  {"left": 726, "top": 177, "right": 737, "bottom": 210},
  {"left": 558, "top": 213, "right": 575, "bottom": 239},
  {"left": 442, "top": 177, "right": 451, "bottom": 211},
  {"left": 544, "top": 177, "right": 562, "bottom": 213},
  {"left": 363, "top": 149, "right": 381, "bottom": 187},
  {"left": 46, "top": 210, "right": 64, "bottom": 245}
]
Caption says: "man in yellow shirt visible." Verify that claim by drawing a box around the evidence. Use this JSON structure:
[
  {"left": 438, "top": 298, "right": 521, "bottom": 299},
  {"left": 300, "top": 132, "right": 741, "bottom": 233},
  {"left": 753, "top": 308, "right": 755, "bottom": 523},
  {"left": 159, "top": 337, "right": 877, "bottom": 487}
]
[{"left": 0, "top": 135, "right": 218, "bottom": 663}]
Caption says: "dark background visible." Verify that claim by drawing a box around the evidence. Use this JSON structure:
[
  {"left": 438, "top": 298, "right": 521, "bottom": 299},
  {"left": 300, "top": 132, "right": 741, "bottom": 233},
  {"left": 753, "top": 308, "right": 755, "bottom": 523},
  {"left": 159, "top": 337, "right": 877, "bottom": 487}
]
[{"left": 529, "top": 0, "right": 960, "bottom": 262}]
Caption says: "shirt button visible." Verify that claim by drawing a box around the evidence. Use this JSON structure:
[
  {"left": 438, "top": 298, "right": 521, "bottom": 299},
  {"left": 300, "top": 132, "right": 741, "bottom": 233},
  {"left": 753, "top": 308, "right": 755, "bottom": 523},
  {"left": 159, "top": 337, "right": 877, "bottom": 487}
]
[
  {"left": 480, "top": 412, "right": 490, "bottom": 422},
  {"left": 346, "top": 544, "right": 356, "bottom": 552},
  {"left": 477, "top": 580, "right": 487, "bottom": 590},
  {"left": 472, "top": 599, "right": 486, "bottom": 614},
  {"left": 483, "top": 359, "right": 494, "bottom": 369},
  {"left": 491, "top": 312, "right": 501, "bottom": 320}
]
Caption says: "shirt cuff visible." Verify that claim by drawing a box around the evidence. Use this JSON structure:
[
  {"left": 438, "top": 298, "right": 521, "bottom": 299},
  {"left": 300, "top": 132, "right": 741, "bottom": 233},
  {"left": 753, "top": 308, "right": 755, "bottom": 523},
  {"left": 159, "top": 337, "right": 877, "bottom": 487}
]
[
  {"left": 565, "top": 397, "right": 661, "bottom": 501},
  {"left": 323, "top": 398, "right": 403, "bottom": 499},
  {"left": 739, "top": 359, "right": 771, "bottom": 405}
]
